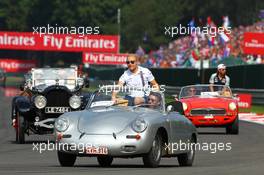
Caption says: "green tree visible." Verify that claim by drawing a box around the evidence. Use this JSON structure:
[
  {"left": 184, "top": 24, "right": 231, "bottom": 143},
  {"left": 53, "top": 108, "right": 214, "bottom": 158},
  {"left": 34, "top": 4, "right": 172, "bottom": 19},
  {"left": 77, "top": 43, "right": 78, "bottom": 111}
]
[{"left": 0, "top": 0, "right": 263, "bottom": 54}]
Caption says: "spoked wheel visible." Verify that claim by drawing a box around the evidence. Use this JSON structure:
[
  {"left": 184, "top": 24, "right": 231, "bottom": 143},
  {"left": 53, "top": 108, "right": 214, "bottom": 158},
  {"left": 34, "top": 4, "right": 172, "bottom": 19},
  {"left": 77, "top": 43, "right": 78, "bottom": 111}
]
[
  {"left": 143, "top": 134, "right": 162, "bottom": 168},
  {"left": 16, "top": 113, "right": 25, "bottom": 144},
  {"left": 57, "top": 151, "right": 76, "bottom": 167},
  {"left": 97, "top": 156, "right": 113, "bottom": 167},
  {"left": 177, "top": 136, "right": 195, "bottom": 166}
]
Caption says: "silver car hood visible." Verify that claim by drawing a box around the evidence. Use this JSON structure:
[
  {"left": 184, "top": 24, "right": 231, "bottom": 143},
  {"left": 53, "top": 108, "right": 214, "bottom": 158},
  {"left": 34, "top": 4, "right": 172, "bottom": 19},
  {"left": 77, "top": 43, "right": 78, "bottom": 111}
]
[{"left": 78, "top": 107, "right": 143, "bottom": 135}]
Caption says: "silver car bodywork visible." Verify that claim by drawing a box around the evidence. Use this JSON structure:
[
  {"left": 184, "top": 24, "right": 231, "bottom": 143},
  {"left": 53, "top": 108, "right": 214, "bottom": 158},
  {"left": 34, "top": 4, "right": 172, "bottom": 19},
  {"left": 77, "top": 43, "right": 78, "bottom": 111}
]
[{"left": 55, "top": 87, "right": 197, "bottom": 167}]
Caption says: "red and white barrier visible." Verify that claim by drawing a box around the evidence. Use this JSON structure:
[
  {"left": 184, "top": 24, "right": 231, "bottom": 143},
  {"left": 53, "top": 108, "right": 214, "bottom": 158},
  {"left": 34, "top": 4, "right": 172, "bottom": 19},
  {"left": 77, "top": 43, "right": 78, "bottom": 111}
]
[{"left": 239, "top": 113, "right": 264, "bottom": 125}]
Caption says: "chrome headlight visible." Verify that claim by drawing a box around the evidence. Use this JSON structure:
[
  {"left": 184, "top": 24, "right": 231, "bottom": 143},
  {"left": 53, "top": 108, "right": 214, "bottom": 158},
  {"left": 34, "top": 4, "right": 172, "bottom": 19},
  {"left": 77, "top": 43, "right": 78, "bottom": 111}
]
[
  {"left": 131, "top": 118, "right": 147, "bottom": 133},
  {"left": 34, "top": 95, "right": 47, "bottom": 109},
  {"left": 229, "top": 102, "right": 237, "bottom": 111},
  {"left": 55, "top": 117, "right": 69, "bottom": 132},
  {"left": 182, "top": 102, "right": 188, "bottom": 111},
  {"left": 69, "top": 95, "right": 81, "bottom": 109}
]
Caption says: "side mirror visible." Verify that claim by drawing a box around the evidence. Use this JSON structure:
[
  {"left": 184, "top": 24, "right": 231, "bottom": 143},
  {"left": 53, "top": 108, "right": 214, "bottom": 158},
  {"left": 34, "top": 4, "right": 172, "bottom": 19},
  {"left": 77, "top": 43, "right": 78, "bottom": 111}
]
[
  {"left": 80, "top": 75, "right": 90, "bottom": 88},
  {"left": 166, "top": 105, "right": 174, "bottom": 113},
  {"left": 233, "top": 93, "right": 238, "bottom": 97},
  {"left": 172, "top": 94, "right": 178, "bottom": 101},
  {"left": 166, "top": 101, "right": 184, "bottom": 115}
]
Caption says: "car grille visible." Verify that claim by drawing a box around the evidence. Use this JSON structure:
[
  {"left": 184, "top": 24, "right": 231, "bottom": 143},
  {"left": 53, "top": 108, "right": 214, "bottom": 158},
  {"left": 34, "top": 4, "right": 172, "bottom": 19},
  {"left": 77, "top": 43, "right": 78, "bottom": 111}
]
[
  {"left": 190, "top": 109, "right": 226, "bottom": 116},
  {"left": 45, "top": 89, "right": 71, "bottom": 107}
]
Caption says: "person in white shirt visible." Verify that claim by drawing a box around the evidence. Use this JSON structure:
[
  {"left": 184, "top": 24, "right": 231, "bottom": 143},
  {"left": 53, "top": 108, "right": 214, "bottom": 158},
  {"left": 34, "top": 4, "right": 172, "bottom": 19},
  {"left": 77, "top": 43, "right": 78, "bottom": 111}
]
[{"left": 112, "top": 54, "right": 159, "bottom": 106}]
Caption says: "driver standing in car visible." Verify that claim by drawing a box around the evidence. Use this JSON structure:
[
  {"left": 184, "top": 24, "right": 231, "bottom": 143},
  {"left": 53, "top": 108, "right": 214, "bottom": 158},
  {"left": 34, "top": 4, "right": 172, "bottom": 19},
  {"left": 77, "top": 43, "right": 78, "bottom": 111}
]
[
  {"left": 209, "top": 64, "right": 230, "bottom": 86},
  {"left": 112, "top": 54, "right": 159, "bottom": 106},
  {"left": 209, "top": 64, "right": 230, "bottom": 91}
]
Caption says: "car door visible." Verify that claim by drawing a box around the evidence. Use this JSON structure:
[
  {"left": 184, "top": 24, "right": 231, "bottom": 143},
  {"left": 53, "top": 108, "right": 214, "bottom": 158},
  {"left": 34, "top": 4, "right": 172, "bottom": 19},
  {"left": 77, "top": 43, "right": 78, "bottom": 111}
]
[{"left": 166, "top": 112, "right": 187, "bottom": 154}]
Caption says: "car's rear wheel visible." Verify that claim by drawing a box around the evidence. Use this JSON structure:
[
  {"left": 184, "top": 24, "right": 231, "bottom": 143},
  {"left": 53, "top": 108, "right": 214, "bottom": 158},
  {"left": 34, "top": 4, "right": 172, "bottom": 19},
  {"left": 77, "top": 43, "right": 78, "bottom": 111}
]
[
  {"left": 16, "top": 113, "right": 25, "bottom": 144},
  {"left": 226, "top": 116, "right": 239, "bottom": 135},
  {"left": 57, "top": 151, "right": 76, "bottom": 167},
  {"left": 97, "top": 156, "right": 113, "bottom": 167},
  {"left": 143, "top": 134, "right": 162, "bottom": 168},
  {"left": 177, "top": 136, "right": 195, "bottom": 166}
]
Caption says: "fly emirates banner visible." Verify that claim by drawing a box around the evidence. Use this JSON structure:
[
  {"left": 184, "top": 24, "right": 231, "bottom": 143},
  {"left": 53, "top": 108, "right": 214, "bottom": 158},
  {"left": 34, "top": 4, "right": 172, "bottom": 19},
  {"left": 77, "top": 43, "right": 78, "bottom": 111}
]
[{"left": 0, "top": 31, "right": 119, "bottom": 53}]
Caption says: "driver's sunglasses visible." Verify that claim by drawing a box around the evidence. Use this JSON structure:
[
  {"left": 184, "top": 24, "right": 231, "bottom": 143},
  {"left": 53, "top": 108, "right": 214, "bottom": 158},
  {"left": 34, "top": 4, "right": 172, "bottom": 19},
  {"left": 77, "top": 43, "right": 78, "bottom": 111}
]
[
  {"left": 189, "top": 89, "right": 196, "bottom": 92},
  {"left": 126, "top": 61, "right": 136, "bottom": 65}
]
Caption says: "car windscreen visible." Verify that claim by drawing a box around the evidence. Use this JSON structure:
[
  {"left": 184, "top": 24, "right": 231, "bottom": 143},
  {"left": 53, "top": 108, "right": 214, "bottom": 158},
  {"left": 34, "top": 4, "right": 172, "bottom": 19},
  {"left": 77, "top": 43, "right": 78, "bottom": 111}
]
[
  {"left": 179, "top": 85, "right": 232, "bottom": 99},
  {"left": 87, "top": 87, "right": 164, "bottom": 111},
  {"left": 88, "top": 91, "right": 126, "bottom": 108},
  {"left": 32, "top": 68, "right": 76, "bottom": 90}
]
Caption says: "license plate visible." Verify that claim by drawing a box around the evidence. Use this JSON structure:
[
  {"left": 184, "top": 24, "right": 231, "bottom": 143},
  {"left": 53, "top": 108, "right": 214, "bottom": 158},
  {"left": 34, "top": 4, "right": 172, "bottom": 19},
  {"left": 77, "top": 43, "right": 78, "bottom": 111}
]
[
  {"left": 45, "top": 107, "right": 70, "bottom": 113},
  {"left": 85, "top": 146, "right": 108, "bottom": 155},
  {"left": 204, "top": 115, "right": 214, "bottom": 119}
]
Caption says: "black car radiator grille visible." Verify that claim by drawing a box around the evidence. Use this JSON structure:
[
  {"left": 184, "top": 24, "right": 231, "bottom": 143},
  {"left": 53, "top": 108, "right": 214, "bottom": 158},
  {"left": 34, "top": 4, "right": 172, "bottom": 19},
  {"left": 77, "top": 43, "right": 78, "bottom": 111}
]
[
  {"left": 45, "top": 89, "right": 71, "bottom": 107},
  {"left": 190, "top": 109, "right": 226, "bottom": 116}
]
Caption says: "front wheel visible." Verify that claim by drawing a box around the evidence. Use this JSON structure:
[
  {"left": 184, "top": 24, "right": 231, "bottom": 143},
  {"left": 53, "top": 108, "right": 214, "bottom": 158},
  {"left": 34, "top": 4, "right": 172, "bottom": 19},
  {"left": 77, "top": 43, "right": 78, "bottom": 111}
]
[
  {"left": 57, "top": 151, "right": 76, "bottom": 167},
  {"left": 177, "top": 136, "right": 195, "bottom": 166},
  {"left": 97, "top": 156, "right": 113, "bottom": 167},
  {"left": 226, "top": 116, "right": 239, "bottom": 135},
  {"left": 16, "top": 113, "right": 25, "bottom": 144},
  {"left": 143, "top": 134, "right": 162, "bottom": 168}
]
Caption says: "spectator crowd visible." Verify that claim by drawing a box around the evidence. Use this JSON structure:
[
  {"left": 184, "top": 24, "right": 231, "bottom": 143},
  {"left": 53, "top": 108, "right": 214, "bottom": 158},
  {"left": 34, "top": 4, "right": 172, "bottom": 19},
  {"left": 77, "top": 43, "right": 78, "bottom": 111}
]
[{"left": 136, "top": 17, "right": 264, "bottom": 68}]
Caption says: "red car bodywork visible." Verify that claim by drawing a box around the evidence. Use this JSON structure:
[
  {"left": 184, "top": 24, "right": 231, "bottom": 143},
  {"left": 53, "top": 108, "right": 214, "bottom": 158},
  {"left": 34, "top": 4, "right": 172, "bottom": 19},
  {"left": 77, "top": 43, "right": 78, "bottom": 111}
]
[{"left": 180, "top": 97, "right": 238, "bottom": 127}]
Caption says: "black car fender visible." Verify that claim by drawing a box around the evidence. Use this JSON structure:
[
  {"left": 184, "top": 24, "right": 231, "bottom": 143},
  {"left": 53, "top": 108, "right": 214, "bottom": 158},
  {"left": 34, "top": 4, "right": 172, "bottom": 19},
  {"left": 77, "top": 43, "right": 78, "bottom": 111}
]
[{"left": 12, "top": 96, "right": 31, "bottom": 114}]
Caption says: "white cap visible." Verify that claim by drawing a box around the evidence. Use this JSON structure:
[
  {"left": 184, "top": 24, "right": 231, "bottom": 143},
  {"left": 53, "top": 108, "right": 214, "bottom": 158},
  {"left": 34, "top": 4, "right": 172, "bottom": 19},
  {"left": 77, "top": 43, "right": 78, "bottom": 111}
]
[{"left": 217, "top": 64, "right": 226, "bottom": 70}]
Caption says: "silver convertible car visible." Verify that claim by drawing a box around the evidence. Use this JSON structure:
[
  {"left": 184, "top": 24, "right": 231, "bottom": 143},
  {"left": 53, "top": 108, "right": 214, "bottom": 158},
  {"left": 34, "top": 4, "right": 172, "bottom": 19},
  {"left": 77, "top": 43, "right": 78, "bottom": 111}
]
[{"left": 54, "top": 86, "right": 197, "bottom": 167}]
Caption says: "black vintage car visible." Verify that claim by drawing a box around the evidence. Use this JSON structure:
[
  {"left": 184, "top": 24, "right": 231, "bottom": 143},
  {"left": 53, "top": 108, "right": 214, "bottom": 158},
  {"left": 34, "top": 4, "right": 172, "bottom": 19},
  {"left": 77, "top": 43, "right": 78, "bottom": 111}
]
[{"left": 11, "top": 67, "right": 90, "bottom": 143}]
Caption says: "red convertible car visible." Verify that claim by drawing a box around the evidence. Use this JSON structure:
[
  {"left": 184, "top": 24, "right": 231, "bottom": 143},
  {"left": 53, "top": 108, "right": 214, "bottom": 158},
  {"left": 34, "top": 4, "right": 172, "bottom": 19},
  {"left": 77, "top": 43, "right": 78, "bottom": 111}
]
[{"left": 179, "top": 84, "right": 239, "bottom": 134}]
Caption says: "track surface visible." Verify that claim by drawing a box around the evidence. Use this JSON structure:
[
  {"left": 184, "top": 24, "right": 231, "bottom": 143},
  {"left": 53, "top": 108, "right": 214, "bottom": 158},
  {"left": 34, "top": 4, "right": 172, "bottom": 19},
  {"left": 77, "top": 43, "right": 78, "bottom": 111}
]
[{"left": 0, "top": 87, "right": 264, "bottom": 175}]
